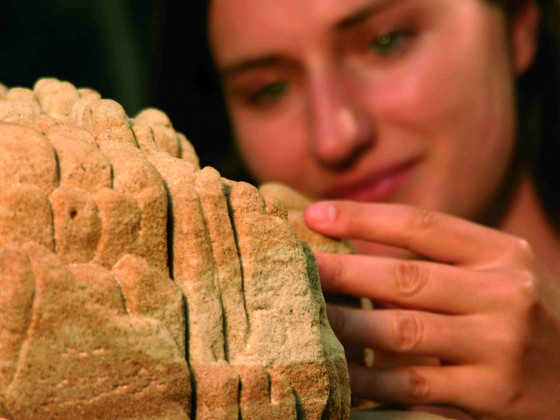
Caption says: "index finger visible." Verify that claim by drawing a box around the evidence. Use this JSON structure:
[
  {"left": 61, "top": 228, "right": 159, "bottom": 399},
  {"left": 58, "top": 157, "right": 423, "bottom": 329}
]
[
  {"left": 316, "top": 253, "right": 497, "bottom": 314},
  {"left": 305, "top": 202, "right": 510, "bottom": 265}
]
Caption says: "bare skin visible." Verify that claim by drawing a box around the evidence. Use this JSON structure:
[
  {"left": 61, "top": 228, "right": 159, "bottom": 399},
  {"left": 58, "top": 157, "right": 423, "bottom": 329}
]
[
  {"left": 209, "top": 0, "right": 560, "bottom": 417},
  {"left": 305, "top": 196, "right": 560, "bottom": 419}
]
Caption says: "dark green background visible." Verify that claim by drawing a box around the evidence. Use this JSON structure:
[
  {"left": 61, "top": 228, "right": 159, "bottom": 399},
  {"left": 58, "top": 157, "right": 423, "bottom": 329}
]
[{"left": 0, "top": 0, "right": 244, "bottom": 180}]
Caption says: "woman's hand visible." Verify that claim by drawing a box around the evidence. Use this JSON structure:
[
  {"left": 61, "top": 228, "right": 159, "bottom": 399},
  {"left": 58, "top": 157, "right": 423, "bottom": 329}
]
[{"left": 305, "top": 201, "right": 560, "bottom": 420}]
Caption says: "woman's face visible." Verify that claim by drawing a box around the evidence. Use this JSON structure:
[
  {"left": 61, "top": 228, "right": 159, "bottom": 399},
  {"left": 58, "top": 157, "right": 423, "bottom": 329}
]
[{"left": 209, "top": 0, "right": 536, "bottom": 221}]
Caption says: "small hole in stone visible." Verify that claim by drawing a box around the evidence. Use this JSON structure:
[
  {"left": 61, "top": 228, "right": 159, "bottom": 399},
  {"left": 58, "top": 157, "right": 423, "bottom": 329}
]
[{"left": 70, "top": 210, "right": 78, "bottom": 219}]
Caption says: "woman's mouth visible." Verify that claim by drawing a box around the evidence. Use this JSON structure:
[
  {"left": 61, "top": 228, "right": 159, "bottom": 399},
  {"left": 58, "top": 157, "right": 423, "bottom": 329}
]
[{"left": 329, "top": 158, "right": 421, "bottom": 202}]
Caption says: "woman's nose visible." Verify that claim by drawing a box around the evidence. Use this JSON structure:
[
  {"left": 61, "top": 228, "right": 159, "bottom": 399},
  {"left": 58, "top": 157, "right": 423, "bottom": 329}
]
[{"left": 308, "top": 72, "right": 374, "bottom": 169}]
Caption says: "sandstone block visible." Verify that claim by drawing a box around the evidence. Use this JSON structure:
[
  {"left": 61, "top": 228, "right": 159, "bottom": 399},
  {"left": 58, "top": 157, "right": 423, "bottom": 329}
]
[
  {"left": 0, "top": 83, "right": 7, "bottom": 99},
  {"left": 50, "top": 186, "right": 102, "bottom": 264},
  {"left": 0, "top": 123, "right": 58, "bottom": 194},
  {"left": 0, "top": 78, "right": 446, "bottom": 420},
  {"left": 34, "top": 79, "right": 80, "bottom": 118},
  {"left": 135, "top": 108, "right": 181, "bottom": 158},
  {"left": 0, "top": 185, "right": 54, "bottom": 251}
]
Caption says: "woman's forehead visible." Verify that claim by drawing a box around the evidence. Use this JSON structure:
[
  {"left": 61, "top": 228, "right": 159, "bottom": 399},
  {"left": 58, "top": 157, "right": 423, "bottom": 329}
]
[
  {"left": 209, "top": 0, "right": 405, "bottom": 65},
  {"left": 210, "top": 0, "right": 392, "bottom": 27}
]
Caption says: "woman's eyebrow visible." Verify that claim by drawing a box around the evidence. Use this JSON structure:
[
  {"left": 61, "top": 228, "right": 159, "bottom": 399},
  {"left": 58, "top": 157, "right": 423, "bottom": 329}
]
[
  {"left": 220, "top": 56, "right": 293, "bottom": 79},
  {"left": 336, "top": 0, "right": 404, "bottom": 30},
  {"left": 218, "top": 0, "right": 406, "bottom": 79}
]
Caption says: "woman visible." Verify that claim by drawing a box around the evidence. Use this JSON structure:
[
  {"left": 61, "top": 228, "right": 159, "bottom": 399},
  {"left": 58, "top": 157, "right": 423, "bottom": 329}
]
[{"left": 207, "top": 0, "right": 560, "bottom": 418}]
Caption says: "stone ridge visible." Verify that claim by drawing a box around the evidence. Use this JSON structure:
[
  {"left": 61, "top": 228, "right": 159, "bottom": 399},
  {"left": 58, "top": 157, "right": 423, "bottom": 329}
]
[{"left": 0, "top": 79, "right": 349, "bottom": 419}]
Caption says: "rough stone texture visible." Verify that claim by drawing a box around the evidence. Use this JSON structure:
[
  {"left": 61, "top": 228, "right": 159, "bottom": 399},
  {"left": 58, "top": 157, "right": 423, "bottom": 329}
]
[
  {"left": 0, "top": 83, "right": 8, "bottom": 100},
  {"left": 259, "top": 183, "right": 379, "bottom": 400},
  {"left": 259, "top": 183, "right": 354, "bottom": 255},
  {"left": 0, "top": 79, "right": 349, "bottom": 419},
  {"left": 0, "top": 78, "right": 446, "bottom": 420}
]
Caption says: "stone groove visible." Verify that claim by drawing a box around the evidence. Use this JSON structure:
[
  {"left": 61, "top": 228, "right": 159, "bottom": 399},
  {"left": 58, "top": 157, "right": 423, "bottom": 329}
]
[{"left": 0, "top": 78, "right": 350, "bottom": 420}]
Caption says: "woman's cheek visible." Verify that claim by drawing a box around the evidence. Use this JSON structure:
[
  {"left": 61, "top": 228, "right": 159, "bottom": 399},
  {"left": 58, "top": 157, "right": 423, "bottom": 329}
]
[{"left": 234, "top": 110, "right": 309, "bottom": 185}]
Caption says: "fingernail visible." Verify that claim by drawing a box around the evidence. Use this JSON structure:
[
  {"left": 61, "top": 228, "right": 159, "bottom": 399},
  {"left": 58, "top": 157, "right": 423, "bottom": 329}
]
[{"left": 306, "top": 203, "right": 336, "bottom": 225}]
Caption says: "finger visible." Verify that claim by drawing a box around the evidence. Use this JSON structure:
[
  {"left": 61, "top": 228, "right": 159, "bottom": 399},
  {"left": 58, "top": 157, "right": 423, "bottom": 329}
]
[
  {"left": 316, "top": 252, "right": 497, "bottom": 314},
  {"left": 349, "top": 363, "right": 485, "bottom": 411},
  {"left": 327, "top": 305, "right": 483, "bottom": 363},
  {"left": 305, "top": 202, "right": 512, "bottom": 265}
]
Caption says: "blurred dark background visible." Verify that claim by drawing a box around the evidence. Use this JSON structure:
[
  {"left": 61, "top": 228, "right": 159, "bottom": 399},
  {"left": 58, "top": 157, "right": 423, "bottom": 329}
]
[{"left": 0, "top": 0, "right": 243, "bottom": 180}]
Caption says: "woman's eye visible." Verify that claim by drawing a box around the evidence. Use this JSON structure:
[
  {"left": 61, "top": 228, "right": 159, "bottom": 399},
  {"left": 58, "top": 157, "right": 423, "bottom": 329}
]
[
  {"left": 249, "top": 81, "right": 289, "bottom": 104},
  {"left": 368, "top": 31, "right": 409, "bottom": 56}
]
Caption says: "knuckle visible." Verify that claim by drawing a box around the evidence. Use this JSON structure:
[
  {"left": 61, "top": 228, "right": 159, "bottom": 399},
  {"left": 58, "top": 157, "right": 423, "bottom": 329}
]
[
  {"left": 518, "top": 272, "right": 539, "bottom": 304},
  {"left": 502, "top": 382, "right": 525, "bottom": 409},
  {"left": 509, "top": 270, "right": 540, "bottom": 313},
  {"left": 407, "top": 207, "right": 438, "bottom": 233},
  {"left": 500, "top": 322, "right": 530, "bottom": 359},
  {"left": 508, "top": 237, "right": 537, "bottom": 266},
  {"left": 515, "top": 238, "right": 535, "bottom": 257},
  {"left": 491, "top": 373, "right": 524, "bottom": 411},
  {"left": 405, "top": 368, "right": 431, "bottom": 401},
  {"left": 494, "top": 274, "right": 538, "bottom": 353},
  {"left": 393, "top": 313, "right": 424, "bottom": 352},
  {"left": 394, "top": 261, "right": 428, "bottom": 297},
  {"left": 328, "top": 256, "right": 347, "bottom": 289}
]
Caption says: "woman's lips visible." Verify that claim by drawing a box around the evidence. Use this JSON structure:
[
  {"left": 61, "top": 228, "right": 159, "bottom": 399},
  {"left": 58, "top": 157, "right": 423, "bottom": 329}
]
[{"left": 329, "top": 159, "right": 421, "bottom": 202}]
